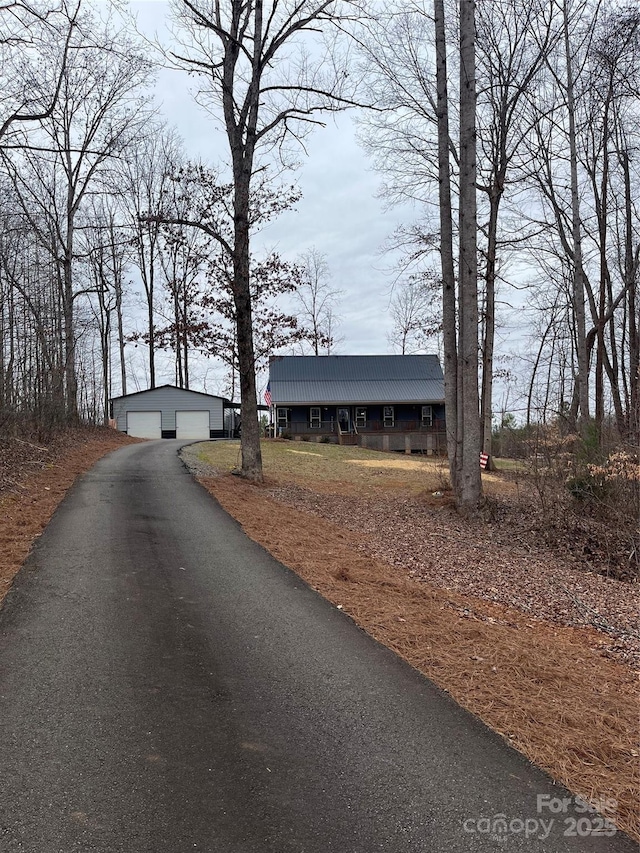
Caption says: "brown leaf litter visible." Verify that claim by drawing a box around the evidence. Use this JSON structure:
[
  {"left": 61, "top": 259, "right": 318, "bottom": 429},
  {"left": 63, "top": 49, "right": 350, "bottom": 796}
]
[
  {"left": 1, "top": 433, "right": 637, "bottom": 842},
  {"left": 0, "top": 428, "right": 139, "bottom": 599},
  {"left": 197, "top": 469, "right": 639, "bottom": 843}
]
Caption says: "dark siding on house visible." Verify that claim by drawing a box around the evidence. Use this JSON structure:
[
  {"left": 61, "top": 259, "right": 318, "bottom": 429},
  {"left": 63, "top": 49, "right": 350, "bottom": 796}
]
[{"left": 283, "top": 403, "right": 446, "bottom": 433}]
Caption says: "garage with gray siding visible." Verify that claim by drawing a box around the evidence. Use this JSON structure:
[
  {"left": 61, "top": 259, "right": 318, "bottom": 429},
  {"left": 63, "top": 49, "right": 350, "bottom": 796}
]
[{"left": 111, "top": 385, "right": 229, "bottom": 439}]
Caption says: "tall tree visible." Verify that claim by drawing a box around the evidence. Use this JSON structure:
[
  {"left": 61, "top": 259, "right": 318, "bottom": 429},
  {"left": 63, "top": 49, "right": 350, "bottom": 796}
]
[
  {"left": 121, "top": 127, "right": 183, "bottom": 390},
  {"left": 1, "top": 12, "right": 152, "bottom": 420},
  {"left": 357, "top": 0, "right": 483, "bottom": 507},
  {"left": 475, "top": 0, "right": 556, "bottom": 463},
  {"left": 359, "top": 0, "right": 556, "bottom": 471},
  {"left": 519, "top": 0, "right": 640, "bottom": 442},
  {"left": 560, "top": 0, "right": 590, "bottom": 429},
  {"left": 582, "top": 5, "right": 640, "bottom": 441},
  {"left": 434, "top": 0, "right": 460, "bottom": 496},
  {"left": 387, "top": 274, "right": 439, "bottom": 354},
  {"left": 83, "top": 197, "right": 130, "bottom": 421},
  {"left": 457, "top": 0, "right": 483, "bottom": 509},
  {"left": 169, "top": 0, "right": 364, "bottom": 481},
  {"left": 294, "top": 248, "right": 342, "bottom": 355},
  {"left": 0, "top": 0, "right": 80, "bottom": 142}
]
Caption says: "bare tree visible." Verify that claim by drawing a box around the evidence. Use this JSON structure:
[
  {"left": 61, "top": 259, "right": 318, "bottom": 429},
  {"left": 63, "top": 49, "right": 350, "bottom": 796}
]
[
  {"left": 0, "top": 0, "right": 80, "bottom": 142},
  {"left": 518, "top": 0, "right": 640, "bottom": 443},
  {"left": 581, "top": 5, "right": 640, "bottom": 441},
  {"left": 1, "top": 12, "right": 153, "bottom": 420},
  {"left": 155, "top": 169, "right": 211, "bottom": 390},
  {"left": 0, "top": 197, "right": 66, "bottom": 431},
  {"left": 83, "top": 196, "right": 131, "bottom": 422},
  {"left": 357, "top": 0, "right": 483, "bottom": 507},
  {"left": 434, "top": 0, "right": 460, "bottom": 496},
  {"left": 456, "top": 0, "right": 482, "bottom": 509},
  {"left": 294, "top": 248, "right": 342, "bottom": 355},
  {"left": 387, "top": 274, "right": 439, "bottom": 354},
  {"left": 475, "top": 0, "right": 557, "bottom": 463},
  {"left": 168, "top": 0, "right": 365, "bottom": 481},
  {"left": 560, "top": 0, "right": 590, "bottom": 428},
  {"left": 121, "top": 127, "right": 184, "bottom": 390}
]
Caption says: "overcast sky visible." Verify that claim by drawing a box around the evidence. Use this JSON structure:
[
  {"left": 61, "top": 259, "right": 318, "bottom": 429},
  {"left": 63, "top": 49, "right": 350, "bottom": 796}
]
[
  {"left": 130, "top": 1, "right": 418, "bottom": 359},
  {"left": 124, "top": 1, "right": 523, "bottom": 415}
]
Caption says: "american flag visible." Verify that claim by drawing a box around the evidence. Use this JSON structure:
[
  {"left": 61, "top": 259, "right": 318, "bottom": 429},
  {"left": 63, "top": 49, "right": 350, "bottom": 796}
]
[{"left": 264, "top": 382, "right": 272, "bottom": 407}]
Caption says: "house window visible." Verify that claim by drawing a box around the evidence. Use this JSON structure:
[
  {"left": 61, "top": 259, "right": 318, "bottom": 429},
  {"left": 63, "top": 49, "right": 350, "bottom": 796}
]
[
  {"left": 383, "top": 406, "right": 394, "bottom": 428},
  {"left": 421, "top": 405, "right": 433, "bottom": 427},
  {"left": 355, "top": 407, "right": 367, "bottom": 428},
  {"left": 310, "top": 407, "right": 321, "bottom": 428},
  {"left": 276, "top": 408, "right": 289, "bottom": 429}
]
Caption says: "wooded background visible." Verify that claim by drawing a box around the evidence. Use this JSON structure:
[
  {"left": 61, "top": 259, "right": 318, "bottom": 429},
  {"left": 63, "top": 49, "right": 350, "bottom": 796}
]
[{"left": 1, "top": 0, "right": 637, "bottom": 504}]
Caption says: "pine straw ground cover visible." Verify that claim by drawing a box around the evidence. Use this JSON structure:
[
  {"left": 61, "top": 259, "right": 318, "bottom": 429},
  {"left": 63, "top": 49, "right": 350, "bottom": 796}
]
[
  {"left": 183, "top": 439, "right": 640, "bottom": 842},
  {"left": 0, "top": 427, "right": 139, "bottom": 603}
]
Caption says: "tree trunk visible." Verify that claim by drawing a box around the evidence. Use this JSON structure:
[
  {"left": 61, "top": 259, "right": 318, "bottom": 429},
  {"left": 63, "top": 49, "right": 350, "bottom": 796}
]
[
  {"left": 620, "top": 148, "right": 639, "bottom": 443},
  {"left": 98, "top": 282, "right": 111, "bottom": 427},
  {"left": 222, "top": 0, "right": 264, "bottom": 481},
  {"left": 481, "top": 191, "right": 499, "bottom": 468},
  {"left": 174, "top": 287, "right": 184, "bottom": 388},
  {"left": 434, "top": 0, "right": 459, "bottom": 497},
  {"left": 563, "top": 0, "right": 590, "bottom": 429},
  {"left": 233, "top": 184, "right": 263, "bottom": 480},
  {"left": 458, "top": 0, "right": 483, "bottom": 510},
  {"left": 147, "top": 283, "right": 155, "bottom": 389},
  {"left": 182, "top": 288, "right": 190, "bottom": 390},
  {"left": 63, "top": 219, "right": 78, "bottom": 422},
  {"left": 114, "top": 260, "right": 127, "bottom": 398}
]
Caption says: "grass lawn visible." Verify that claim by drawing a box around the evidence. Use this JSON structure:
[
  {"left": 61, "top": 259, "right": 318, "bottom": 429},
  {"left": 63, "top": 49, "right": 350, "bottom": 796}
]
[{"left": 194, "top": 438, "right": 508, "bottom": 496}]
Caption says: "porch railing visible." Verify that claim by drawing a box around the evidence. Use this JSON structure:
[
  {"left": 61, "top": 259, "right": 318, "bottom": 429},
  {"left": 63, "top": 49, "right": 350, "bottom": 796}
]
[{"left": 284, "top": 418, "right": 445, "bottom": 434}]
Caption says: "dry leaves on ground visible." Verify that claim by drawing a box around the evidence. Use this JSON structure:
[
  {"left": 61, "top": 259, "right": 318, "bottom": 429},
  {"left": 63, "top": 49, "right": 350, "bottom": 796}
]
[
  {"left": 193, "top": 466, "right": 639, "bottom": 843},
  {"left": 0, "top": 428, "right": 139, "bottom": 601},
  {"left": 267, "top": 484, "right": 639, "bottom": 667}
]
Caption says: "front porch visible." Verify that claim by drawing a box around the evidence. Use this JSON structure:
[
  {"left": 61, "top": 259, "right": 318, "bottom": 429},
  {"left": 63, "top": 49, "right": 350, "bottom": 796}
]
[
  {"left": 271, "top": 404, "right": 447, "bottom": 454},
  {"left": 275, "top": 418, "right": 447, "bottom": 454}
]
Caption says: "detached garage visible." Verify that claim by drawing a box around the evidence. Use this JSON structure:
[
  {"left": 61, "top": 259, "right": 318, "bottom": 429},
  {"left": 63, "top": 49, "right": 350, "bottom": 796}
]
[{"left": 111, "top": 385, "right": 232, "bottom": 439}]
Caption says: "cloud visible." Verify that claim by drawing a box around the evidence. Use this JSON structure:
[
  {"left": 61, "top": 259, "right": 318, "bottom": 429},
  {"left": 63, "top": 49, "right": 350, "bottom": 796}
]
[{"left": 128, "top": 1, "right": 428, "bottom": 367}]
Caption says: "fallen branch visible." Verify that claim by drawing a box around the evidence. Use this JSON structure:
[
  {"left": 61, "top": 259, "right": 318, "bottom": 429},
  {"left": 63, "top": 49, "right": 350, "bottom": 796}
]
[
  {"left": 12, "top": 437, "right": 48, "bottom": 452},
  {"left": 556, "top": 580, "right": 640, "bottom": 641}
]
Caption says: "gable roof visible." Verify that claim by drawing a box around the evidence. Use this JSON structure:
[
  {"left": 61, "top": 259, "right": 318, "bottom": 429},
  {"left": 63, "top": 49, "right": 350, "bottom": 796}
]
[
  {"left": 268, "top": 355, "right": 444, "bottom": 405},
  {"left": 110, "top": 384, "right": 232, "bottom": 404}
]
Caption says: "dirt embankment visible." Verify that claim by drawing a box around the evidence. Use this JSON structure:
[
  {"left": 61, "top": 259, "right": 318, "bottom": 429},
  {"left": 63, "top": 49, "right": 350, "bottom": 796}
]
[{"left": 0, "top": 428, "right": 139, "bottom": 601}]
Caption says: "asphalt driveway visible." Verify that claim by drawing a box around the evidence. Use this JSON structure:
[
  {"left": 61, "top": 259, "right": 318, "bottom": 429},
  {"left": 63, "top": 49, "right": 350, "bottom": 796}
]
[{"left": 0, "top": 440, "right": 634, "bottom": 852}]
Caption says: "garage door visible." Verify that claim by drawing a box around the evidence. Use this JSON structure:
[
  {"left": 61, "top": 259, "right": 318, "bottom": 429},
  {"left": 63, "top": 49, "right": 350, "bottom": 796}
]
[
  {"left": 127, "top": 411, "right": 161, "bottom": 439},
  {"left": 176, "top": 410, "right": 210, "bottom": 440}
]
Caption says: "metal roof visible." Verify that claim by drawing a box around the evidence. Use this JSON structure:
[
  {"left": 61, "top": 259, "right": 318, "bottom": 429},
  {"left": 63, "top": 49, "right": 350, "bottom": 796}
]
[
  {"left": 269, "top": 355, "right": 444, "bottom": 405},
  {"left": 110, "top": 384, "right": 234, "bottom": 405}
]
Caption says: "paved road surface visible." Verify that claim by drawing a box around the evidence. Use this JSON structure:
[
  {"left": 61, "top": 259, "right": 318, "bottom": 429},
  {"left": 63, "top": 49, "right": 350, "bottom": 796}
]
[{"left": 0, "top": 441, "right": 635, "bottom": 852}]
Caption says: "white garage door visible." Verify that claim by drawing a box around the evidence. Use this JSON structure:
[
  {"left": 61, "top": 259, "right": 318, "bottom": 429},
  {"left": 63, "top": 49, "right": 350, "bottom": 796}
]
[
  {"left": 176, "top": 410, "right": 210, "bottom": 440},
  {"left": 127, "top": 411, "right": 162, "bottom": 439}
]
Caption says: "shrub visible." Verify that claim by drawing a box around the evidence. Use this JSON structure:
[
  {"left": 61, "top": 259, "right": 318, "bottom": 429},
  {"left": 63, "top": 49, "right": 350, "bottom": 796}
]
[
  {"left": 565, "top": 472, "right": 610, "bottom": 502},
  {"left": 563, "top": 445, "right": 637, "bottom": 507}
]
